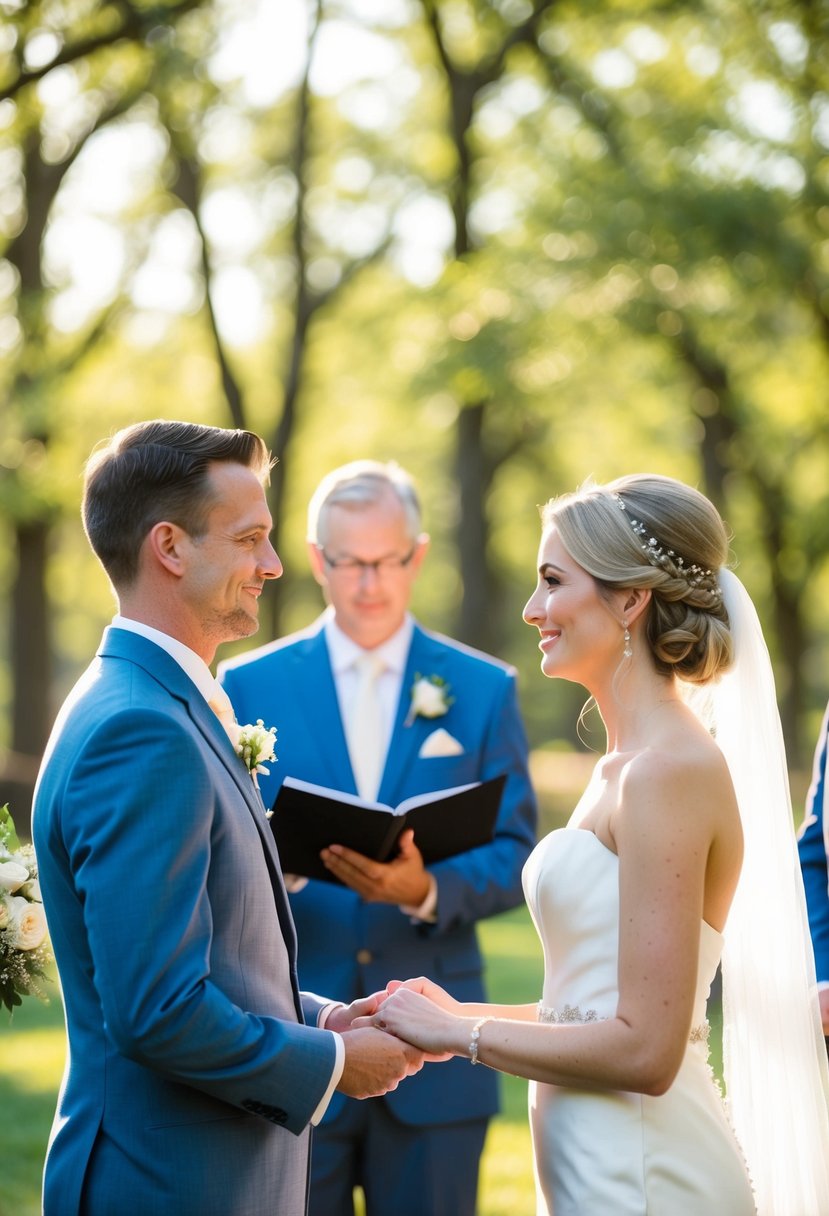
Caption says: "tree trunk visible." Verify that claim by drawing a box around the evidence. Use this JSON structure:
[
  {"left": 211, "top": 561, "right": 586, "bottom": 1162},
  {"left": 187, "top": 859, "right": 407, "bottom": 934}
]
[
  {"left": 8, "top": 517, "right": 52, "bottom": 830},
  {"left": 454, "top": 403, "right": 495, "bottom": 651}
]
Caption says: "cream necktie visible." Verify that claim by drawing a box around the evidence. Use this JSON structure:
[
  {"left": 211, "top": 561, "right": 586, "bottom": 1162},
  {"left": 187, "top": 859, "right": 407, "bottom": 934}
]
[
  {"left": 349, "top": 651, "right": 385, "bottom": 802},
  {"left": 208, "top": 682, "right": 238, "bottom": 744}
]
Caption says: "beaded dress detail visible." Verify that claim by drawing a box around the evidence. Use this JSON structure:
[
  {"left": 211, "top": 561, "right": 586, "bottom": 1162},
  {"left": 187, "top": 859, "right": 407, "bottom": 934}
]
[{"left": 522, "top": 828, "right": 756, "bottom": 1216}]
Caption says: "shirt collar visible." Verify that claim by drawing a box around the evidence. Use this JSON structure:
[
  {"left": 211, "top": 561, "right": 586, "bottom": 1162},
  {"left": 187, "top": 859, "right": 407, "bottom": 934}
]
[
  {"left": 324, "top": 608, "right": 414, "bottom": 676},
  {"left": 111, "top": 614, "right": 217, "bottom": 704}
]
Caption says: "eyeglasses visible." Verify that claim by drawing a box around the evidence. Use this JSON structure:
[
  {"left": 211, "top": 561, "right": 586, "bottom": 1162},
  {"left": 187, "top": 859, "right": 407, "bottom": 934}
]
[{"left": 319, "top": 545, "right": 418, "bottom": 577}]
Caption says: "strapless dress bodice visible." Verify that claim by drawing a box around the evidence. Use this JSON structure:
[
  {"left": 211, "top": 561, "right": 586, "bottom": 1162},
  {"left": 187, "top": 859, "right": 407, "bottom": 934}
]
[
  {"left": 520, "top": 827, "right": 755, "bottom": 1216},
  {"left": 522, "top": 828, "right": 722, "bottom": 1035}
]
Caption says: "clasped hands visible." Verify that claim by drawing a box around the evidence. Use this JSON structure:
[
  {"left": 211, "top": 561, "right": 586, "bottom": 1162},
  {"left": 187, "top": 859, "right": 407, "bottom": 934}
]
[
  {"left": 329, "top": 977, "right": 468, "bottom": 1101},
  {"left": 349, "top": 976, "right": 468, "bottom": 1060},
  {"left": 326, "top": 981, "right": 448, "bottom": 1102}
]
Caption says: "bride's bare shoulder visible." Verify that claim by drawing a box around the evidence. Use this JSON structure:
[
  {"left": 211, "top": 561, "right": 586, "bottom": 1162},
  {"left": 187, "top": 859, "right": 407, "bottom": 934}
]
[{"left": 616, "top": 728, "right": 735, "bottom": 836}]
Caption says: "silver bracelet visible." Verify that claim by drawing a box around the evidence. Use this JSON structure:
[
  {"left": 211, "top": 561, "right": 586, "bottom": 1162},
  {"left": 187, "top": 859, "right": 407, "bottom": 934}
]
[{"left": 469, "top": 1016, "right": 494, "bottom": 1065}]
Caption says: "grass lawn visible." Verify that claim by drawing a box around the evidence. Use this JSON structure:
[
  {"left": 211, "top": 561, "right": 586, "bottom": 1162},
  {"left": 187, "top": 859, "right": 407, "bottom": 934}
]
[
  {"left": 0, "top": 909, "right": 544, "bottom": 1216},
  {"left": 476, "top": 905, "right": 543, "bottom": 1216},
  {"left": 0, "top": 904, "right": 725, "bottom": 1216},
  {"left": 1, "top": 754, "right": 736, "bottom": 1216},
  {"left": 0, "top": 982, "right": 65, "bottom": 1216}
]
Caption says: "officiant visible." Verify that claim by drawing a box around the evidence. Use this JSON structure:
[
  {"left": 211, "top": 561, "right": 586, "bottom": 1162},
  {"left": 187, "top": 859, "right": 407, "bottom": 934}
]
[{"left": 220, "top": 459, "right": 537, "bottom": 1216}]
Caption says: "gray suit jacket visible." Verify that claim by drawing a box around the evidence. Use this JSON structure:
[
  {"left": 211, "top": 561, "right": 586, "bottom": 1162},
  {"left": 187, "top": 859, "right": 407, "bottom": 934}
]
[{"left": 33, "top": 628, "right": 337, "bottom": 1216}]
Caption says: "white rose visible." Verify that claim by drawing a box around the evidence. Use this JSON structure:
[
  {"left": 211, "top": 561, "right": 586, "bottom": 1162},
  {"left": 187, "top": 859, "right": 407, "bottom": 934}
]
[
  {"left": 8, "top": 894, "right": 48, "bottom": 950},
  {"left": 21, "top": 877, "right": 42, "bottom": 901},
  {"left": 412, "top": 679, "right": 448, "bottom": 718},
  {"left": 0, "top": 895, "right": 10, "bottom": 930},
  {"left": 0, "top": 859, "right": 30, "bottom": 892}
]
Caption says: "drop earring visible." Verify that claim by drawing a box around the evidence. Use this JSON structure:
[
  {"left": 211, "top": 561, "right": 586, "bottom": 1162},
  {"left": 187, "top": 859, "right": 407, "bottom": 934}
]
[{"left": 623, "top": 621, "right": 632, "bottom": 659}]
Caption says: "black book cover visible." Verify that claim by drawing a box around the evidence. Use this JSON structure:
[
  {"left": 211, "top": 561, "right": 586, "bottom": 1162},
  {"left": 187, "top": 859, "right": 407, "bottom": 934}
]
[{"left": 269, "top": 773, "right": 507, "bottom": 883}]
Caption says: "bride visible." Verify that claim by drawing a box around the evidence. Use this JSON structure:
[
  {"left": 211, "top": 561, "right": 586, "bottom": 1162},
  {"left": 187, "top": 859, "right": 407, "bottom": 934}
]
[{"left": 367, "top": 474, "right": 829, "bottom": 1215}]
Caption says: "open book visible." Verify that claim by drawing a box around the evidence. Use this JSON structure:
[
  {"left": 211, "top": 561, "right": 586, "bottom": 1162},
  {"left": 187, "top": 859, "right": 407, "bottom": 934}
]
[{"left": 269, "top": 773, "right": 507, "bottom": 883}]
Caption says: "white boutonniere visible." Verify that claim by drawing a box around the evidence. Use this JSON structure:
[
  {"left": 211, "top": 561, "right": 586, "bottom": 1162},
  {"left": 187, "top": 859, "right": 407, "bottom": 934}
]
[
  {"left": 233, "top": 719, "right": 278, "bottom": 787},
  {"left": 404, "top": 673, "right": 454, "bottom": 727}
]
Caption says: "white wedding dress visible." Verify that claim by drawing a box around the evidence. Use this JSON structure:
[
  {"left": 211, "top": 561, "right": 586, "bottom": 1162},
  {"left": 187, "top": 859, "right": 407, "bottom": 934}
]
[{"left": 522, "top": 827, "right": 756, "bottom": 1216}]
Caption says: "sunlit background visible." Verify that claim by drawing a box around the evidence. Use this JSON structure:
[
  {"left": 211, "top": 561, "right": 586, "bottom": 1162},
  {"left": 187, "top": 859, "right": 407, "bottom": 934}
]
[
  {"left": 2, "top": 0, "right": 829, "bottom": 810},
  {"left": 3, "top": 5, "right": 829, "bottom": 1214}
]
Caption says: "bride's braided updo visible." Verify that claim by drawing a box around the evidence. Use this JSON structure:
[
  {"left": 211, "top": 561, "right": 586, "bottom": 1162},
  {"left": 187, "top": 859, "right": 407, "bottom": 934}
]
[{"left": 543, "top": 474, "right": 732, "bottom": 684}]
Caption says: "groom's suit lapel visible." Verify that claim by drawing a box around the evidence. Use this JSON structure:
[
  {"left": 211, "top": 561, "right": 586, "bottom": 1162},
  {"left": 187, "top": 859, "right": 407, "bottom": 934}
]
[
  {"left": 100, "top": 627, "right": 266, "bottom": 815},
  {"left": 98, "top": 628, "right": 301, "bottom": 987}
]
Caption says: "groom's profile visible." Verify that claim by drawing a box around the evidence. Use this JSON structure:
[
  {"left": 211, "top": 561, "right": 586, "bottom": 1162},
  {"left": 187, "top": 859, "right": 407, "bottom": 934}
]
[{"left": 32, "top": 420, "right": 422, "bottom": 1216}]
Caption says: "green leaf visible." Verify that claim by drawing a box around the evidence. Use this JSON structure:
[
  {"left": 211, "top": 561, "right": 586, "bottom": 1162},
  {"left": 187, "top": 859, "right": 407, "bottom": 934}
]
[{"left": 0, "top": 805, "right": 20, "bottom": 854}]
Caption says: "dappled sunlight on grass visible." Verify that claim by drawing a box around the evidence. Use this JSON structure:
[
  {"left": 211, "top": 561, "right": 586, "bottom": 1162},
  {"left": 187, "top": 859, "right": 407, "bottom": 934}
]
[
  {"left": 478, "top": 904, "right": 540, "bottom": 1208},
  {"left": 0, "top": 876, "right": 726, "bottom": 1216},
  {"left": 480, "top": 1120, "right": 536, "bottom": 1215},
  {"left": 480, "top": 913, "right": 544, "bottom": 962},
  {"left": 4, "top": 1025, "right": 66, "bottom": 1092},
  {"left": 1, "top": 987, "right": 65, "bottom": 1215},
  {"left": 2, "top": 911, "right": 544, "bottom": 1216}
]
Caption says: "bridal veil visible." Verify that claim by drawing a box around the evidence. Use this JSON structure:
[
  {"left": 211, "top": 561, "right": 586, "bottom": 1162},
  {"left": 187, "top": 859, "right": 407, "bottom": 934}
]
[{"left": 686, "top": 568, "right": 829, "bottom": 1215}]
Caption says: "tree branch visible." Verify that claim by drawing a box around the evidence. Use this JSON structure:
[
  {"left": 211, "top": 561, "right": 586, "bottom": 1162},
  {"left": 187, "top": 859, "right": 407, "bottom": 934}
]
[
  {"left": 0, "top": 0, "right": 208, "bottom": 101},
  {"left": 535, "top": 48, "right": 628, "bottom": 163},
  {"left": 166, "top": 138, "right": 248, "bottom": 431}
]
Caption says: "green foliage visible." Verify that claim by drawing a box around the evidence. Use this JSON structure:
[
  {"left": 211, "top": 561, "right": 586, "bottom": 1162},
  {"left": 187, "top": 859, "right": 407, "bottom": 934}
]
[
  {"left": 3, "top": 0, "right": 829, "bottom": 761},
  {"left": 0, "top": 801, "right": 20, "bottom": 852}
]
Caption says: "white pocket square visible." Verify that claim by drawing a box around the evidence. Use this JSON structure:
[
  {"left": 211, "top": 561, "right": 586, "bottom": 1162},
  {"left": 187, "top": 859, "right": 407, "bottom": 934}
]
[{"left": 418, "top": 728, "right": 464, "bottom": 758}]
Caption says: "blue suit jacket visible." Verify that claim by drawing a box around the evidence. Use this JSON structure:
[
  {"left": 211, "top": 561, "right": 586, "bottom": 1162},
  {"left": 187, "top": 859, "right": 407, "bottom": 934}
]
[
  {"left": 799, "top": 701, "right": 829, "bottom": 988},
  {"left": 220, "top": 617, "right": 538, "bottom": 1127},
  {"left": 32, "top": 628, "right": 338, "bottom": 1216}
]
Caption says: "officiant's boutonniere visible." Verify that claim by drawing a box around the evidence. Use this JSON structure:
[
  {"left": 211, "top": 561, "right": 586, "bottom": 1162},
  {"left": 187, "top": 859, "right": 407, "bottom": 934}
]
[
  {"left": 234, "top": 720, "right": 277, "bottom": 788},
  {"left": 404, "top": 674, "right": 454, "bottom": 727}
]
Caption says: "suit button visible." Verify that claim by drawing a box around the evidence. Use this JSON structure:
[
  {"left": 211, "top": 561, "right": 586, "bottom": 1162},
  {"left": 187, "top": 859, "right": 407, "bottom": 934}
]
[{"left": 356, "top": 949, "right": 373, "bottom": 965}]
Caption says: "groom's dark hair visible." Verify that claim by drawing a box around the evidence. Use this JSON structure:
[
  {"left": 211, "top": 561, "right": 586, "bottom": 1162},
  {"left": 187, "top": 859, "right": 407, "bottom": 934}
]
[{"left": 83, "top": 419, "right": 274, "bottom": 587}]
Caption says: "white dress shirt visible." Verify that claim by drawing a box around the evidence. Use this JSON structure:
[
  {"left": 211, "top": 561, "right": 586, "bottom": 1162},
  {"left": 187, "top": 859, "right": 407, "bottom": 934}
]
[
  {"left": 323, "top": 610, "right": 438, "bottom": 922},
  {"left": 324, "top": 609, "right": 413, "bottom": 777},
  {"left": 110, "top": 615, "right": 344, "bottom": 1123}
]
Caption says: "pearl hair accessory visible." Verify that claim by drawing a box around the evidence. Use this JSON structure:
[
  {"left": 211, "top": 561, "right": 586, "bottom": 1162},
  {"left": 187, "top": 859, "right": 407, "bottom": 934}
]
[{"left": 611, "top": 492, "right": 723, "bottom": 604}]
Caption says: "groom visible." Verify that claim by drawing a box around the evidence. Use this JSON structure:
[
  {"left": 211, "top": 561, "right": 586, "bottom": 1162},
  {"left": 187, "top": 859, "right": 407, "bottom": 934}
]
[{"left": 32, "top": 421, "right": 422, "bottom": 1216}]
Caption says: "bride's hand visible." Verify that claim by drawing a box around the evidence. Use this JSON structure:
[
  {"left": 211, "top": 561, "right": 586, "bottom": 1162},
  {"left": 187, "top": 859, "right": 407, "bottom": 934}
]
[
  {"left": 369, "top": 987, "right": 466, "bottom": 1059},
  {"left": 385, "top": 975, "right": 461, "bottom": 1015}
]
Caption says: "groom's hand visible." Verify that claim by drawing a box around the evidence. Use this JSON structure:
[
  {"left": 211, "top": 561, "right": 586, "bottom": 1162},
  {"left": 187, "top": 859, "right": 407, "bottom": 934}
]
[
  {"left": 325, "top": 992, "right": 385, "bottom": 1034},
  {"left": 336, "top": 1027, "right": 425, "bottom": 1099},
  {"left": 320, "top": 830, "right": 430, "bottom": 906}
]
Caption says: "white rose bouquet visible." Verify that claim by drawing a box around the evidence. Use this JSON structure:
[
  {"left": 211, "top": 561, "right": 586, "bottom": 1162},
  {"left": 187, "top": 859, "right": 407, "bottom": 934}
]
[{"left": 0, "top": 804, "right": 52, "bottom": 1013}]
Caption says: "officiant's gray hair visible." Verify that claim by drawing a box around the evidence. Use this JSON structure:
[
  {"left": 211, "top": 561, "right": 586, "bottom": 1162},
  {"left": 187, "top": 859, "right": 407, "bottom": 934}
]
[{"left": 308, "top": 460, "right": 422, "bottom": 545}]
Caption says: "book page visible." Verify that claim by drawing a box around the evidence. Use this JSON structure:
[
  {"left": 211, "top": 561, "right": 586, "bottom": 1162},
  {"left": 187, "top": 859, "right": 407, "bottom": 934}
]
[
  {"left": 395, "top": 782, "right": 480, "bottom": 815},
  {"left": 280, "top": 775, "right": 390, "bottom": 812}
]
